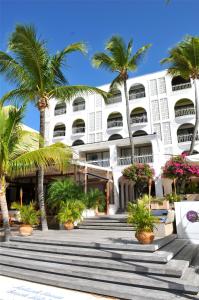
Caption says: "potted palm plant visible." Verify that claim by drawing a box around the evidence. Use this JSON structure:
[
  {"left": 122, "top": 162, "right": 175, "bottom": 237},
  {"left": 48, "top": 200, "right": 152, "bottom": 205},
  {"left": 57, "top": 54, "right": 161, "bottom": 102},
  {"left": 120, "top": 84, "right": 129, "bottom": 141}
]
[
  {"left": 11, "top": 202, "right": 40, "bottom": 236},
  {"left": 83, "top": 189, "right": 105, "bottom": 217},
  {"left": 128, "top": 199, "right": 157, "bottom": 244},
  {"left": 57, "top": 200, "right": 85, "bottom": 230}
]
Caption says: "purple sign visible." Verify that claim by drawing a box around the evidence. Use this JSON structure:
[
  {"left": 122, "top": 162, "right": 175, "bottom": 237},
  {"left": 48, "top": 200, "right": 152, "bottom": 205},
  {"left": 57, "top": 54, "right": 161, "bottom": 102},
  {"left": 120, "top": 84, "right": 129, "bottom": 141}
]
[{"left": 186, "top": 210, "right": 198, "bottom": 223}]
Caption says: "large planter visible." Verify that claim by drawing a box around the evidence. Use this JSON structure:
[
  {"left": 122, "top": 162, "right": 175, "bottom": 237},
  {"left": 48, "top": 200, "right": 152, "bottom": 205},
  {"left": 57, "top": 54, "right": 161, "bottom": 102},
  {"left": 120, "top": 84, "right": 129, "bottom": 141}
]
[
  {"left": 64, "top": 222, "right": 74, "bottom": 230},
  {"left": 135, "top": 231, "right": 154, "bottom": 244},
  {"left": 150, "top": 200, "right": 170, "bottom": 210},
  {"left": 19, "top": 224, "right": 33, "bottom": 236}
]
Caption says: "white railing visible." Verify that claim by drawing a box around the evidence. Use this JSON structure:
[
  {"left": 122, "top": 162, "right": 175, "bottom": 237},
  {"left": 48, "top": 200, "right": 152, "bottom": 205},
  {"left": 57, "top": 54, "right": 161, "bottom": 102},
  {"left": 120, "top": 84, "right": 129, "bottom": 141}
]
[
  {"left": 107, "top": 95, "right": 122, "bottom": 104},
  {"left": 107, "top": 120, "right": 123, "bottom": 128},
  {"left": 53, "top": 130, "right": 65, "bottom": 137},
  {"left": 175, "top": 107, "right": 195, "bottom": 117},
  {"left": 172, "top": 82, "right": 191, "bottom": 91},
  {"left": 129, "top": 91, "right": 145, "bottom": 100},
  {"left": 73, "top": 103, "right": 85, "bottom": 111},
  {"left": 54, "top": 108, "right": 66, "bottom": 116},
  {"left": 118, "top": 154, "right": 153, "bottom": 166},
  {"left": 178, "top": 133, "right": 199, "bottom": 143},
  {"left": 131, "top": 115, "right": 147, "bottom": 124},
  {"left": 72, "top": 126, "right": 85, "bottom": 134},
  {"left": 86, "top": 159, "right": 110, "bottom": 167}
]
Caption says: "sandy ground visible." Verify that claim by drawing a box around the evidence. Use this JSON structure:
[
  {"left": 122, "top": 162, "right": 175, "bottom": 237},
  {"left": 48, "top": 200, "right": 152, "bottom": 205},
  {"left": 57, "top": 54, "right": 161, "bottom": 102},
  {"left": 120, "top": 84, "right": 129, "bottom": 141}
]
[{"left": 0, "top": 276, "right": 116, "bottom": 300}]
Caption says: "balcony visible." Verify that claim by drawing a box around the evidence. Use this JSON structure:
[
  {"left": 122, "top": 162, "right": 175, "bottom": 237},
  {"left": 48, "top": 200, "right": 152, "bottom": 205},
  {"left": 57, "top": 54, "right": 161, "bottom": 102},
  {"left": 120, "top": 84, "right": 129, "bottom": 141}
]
[
  {"left": 118, "top": 154, "right": 153, "bottom": 166},
  {"left": 129, "top": 91, "right": 145, "bottom": 100},
  {"left": 107, "top": 120, "right": 123, "bottom": 129},
  {"left": 131, "top": 114, "right": 147, "bottom": 124},
  {"left": 175, "top": 106, "right": 195, "bottom": 118},
  {"left": 54, "top": 108, "right": 66, "bottom": 116},
  {"left": 107, "top": 95, "right": 122, "bottom": 104},
  {"left": 177, "top": 133, "right": 199, "bottom": 143},
  {"left": 73, "top": 103, "right": 85, "bottom": 112},
  {"left": 86, "top": 159, "right": 110, "bottom": 167},
  {"left": 53, "top": 130, "right": 65, "bottom": 137},
  {"left": 72, "top": 126, "right": 85, "bottom": 134},
  {"left": 172, "top": 82, "right": 191, "bottom": 91}
]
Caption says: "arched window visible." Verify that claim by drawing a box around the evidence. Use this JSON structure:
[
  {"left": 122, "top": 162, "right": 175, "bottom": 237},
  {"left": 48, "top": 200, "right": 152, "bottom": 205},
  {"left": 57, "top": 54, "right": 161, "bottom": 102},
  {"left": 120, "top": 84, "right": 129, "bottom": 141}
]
[
  {"left": 132, "top": 130, "right": 148, "bottom": 137},
  {"left": 177, "top": 123, "right": 197, "bottom": 143},
  {"left": 107, "top": 112, "right": 123, "bottom": 129},
  {"left": 72, "top": 119, "right": 85, "bottom": 134},
  {"left": 130, "top": 107, "right": 147, "bottom": 124},
  {"left": 174, "top": 99, "right": 195, "bottom": 118},
  {"left": 108, "top": 134, "right": 123, "bottom": 141},
  {"left": 73, "top": 97, "right": 85, "bottom": 112},
  {"left": 172, "top": 76, "right": 191, "bottom": 91},
  {"left": 53, "top": 123, "right": 66, "bottom": 137},
  {"left": 54, "top": 102, "right": 66, "bottom": 116},
  {"left": 129, "top": 84, "right": 145, "bottom": 100},
  {"left": 107, "top": 90, "right": 122, "bottom": 104},
  {"left": 72, "top": 140, "right": 84, "bottom": 146}
]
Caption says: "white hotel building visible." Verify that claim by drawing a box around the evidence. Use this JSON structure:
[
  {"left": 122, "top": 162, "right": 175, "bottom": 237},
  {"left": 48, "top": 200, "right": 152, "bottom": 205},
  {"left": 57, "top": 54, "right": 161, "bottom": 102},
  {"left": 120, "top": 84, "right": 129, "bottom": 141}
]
[{"left": 44, "top": 70, "right": 198, "bottom": 214}]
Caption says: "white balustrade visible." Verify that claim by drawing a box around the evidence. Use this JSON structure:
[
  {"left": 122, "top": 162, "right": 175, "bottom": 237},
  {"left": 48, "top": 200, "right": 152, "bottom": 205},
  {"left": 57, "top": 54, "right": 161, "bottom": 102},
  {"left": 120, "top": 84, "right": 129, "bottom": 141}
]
[
  {"left": 129, "top": 91, "right": 145, "bottom": 100},
  {"left": 73, "top": 103, "right": 85, "bottom": 112},
  {"left": 72, "top": 126, "right": 85, "bottom": 134},
  {"left": 107, "top": 120, "right": 123, "bottom": 128},
  {"left": 131, "top": 115, "right": 147, "bottom": 124},
  {"left": 175, "top": 107, "right": 195, "bottom": 117},
  {"left": 172, "top": 82, "right": 191, "bottom": 91},
  {"left": 118, "top": 154, "right": 153, "bottom": 166},
  {"left": 86, "top": 159, "right": 110, "bottom": 167}
]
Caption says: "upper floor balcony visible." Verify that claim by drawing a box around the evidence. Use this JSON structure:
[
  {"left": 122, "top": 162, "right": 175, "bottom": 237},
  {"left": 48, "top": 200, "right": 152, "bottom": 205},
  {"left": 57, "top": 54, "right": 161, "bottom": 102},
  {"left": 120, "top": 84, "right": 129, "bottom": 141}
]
[
  {"left": 107, "top": 90, "right": 122, "bottom": 104},
  {"left": 174, "top": 98, "right": 195, "bottom": 118},
  {"left": 129, "top": 83, "right": 146, "bottom": 100},
  {"left": 177, "top": 123, "right": 198, "bottom": 143},
  {"left": 53, "top": 123, "right": 66, "bottom": 138},
  {"left": 73, "top": 97, "right": 85, "bottom": 112},
  {"left": 130, "top": 108, "right": 148, "bottom": 125},
  {"left": 107, "top": 112, "right": 123, "bottom": 129},
  {"left": 72, "top": 119, "right": 85, "bottom": 135},
  {"left": 118, "top": 144, "right": 153, "bottom": 166},
  {"left": 172, "top": 76, "right": 191, "bottom": 92},
  {"left": 86, "top": 151, "right": 110, "bottom": 167},
  {"left": 54, "top": 102, "right": 66, "bottom": 116}
]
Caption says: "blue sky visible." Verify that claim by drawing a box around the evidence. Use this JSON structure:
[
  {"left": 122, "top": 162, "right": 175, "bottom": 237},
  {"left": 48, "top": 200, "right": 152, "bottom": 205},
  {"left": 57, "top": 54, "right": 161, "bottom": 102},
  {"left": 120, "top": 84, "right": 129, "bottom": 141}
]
[{"left": 0, "top": 0, "right": 198, "bottom": 130}]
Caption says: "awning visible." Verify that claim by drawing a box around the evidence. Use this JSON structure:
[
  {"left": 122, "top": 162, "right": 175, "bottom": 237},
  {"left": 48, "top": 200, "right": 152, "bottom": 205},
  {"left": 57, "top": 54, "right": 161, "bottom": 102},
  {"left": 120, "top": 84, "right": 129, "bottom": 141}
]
[{"left": 186, "top": 154, "right": 199, "bottom": 165}]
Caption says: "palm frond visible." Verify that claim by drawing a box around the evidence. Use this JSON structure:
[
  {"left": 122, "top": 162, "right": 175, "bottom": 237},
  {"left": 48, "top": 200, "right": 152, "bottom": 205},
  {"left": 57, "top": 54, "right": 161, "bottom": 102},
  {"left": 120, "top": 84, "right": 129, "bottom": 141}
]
[
  {"left": 128, "top": 44, "right": 152, "bottom": 71},
  {"left": 51, "top": 85, "right": 107, "bottom": 101},
  {"left": 9, "top": 142, "right": 72, "bottom": 177},
  {"left": 109, "top": 74, "right": 123, "bottom": 90},
  {"left": 0, "top": 88, "right": 36, "bottom": 105},
  {"left": 106, "top": 36, "right": 127, "bottom": 67},
  {"left": 0, "top": 51, "right": 30, "bottom": 86},
  {"left": 92, "top": 53, "right": 116, "bottom": 72}
]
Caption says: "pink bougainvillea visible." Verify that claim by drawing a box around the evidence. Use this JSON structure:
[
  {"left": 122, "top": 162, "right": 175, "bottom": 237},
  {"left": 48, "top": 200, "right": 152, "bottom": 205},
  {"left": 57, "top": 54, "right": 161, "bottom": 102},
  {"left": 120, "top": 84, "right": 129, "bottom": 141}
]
[
  {"left": 123, "top": 163, "right": 154, "bottom": 182},
  {"left": 162, "top": 155, "right": 199, "bottom": 179}
]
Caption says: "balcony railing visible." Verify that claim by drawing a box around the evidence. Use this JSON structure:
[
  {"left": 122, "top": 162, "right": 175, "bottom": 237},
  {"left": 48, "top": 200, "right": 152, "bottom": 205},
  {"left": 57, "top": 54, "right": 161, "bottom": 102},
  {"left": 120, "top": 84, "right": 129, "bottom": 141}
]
[
  {"left": 172, "top": 82, "right": 191, "bottom": 91},
  {"left": 107, "top": 120, "right": 123, "bottom": 128},
  {"left": 118, "top": 154, "right": 153, "bottom": 166},
  {"left": 54, "top": 108, "right": 66, "bottom": 116},
  {"left": 177, "top": 133, "right": 199, "bottom": 143},
  {"left": 107, "top": 95, "right": 122, "bottom": 104},
  {"left": 86, "top": 159, "right": 110, "bottom": 167},
  {"left": 53, "top": 130, "right": 65, "bottom": 137},
  {"left": 131, "top": 114, "right": 147, "bottom": 124},
  {"left": 73, "top": 103, "right": 85, "bottom": 112},
  {"left": 175, "top": 107, "right": 195, "bottom": 118},
  {"left": 72, "top": 126, "right": 85, "bottom": 134},
  {"left": 129, "top": 91, "right": 145, "bottom": 100}
]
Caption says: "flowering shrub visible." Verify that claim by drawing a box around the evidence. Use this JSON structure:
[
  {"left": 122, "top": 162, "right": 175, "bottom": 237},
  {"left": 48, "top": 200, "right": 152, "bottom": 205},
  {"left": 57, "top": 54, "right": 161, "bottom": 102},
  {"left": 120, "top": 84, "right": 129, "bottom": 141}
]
[
  {"left": 123, "top": 163, "right": 154, "bottom": 182},
  {"left": 162, "top": 155, "right": 199, "bottom": 179}
]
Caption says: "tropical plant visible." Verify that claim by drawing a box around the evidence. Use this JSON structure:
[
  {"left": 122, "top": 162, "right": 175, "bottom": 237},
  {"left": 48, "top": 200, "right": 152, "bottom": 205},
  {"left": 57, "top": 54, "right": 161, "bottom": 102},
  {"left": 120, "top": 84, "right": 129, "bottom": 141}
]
[
  {"left": 165, "top": 193, "right": 181, "bottom": 203},
  {"left": 92, "top": 36, "right": 151, "bottom": 162},
  {"left": 11, "top": 201, "right": 40, "bottom": 225},
  {"left": 84, "top": 188, "right": 106, "bottom": 211},
  {"left": 161, "top": 35, "right": 199, "bottom": 154},
  {"left": 128, "top": 200, "right": 156, "bottom": 233},
  {"left": 0, "top": 24, "right": 107, "bottom": 231},
  {"left": 47, "top": 179, "right": 84, "bottom": 211},
  {"left": 57, "top": 200, "right": 85, "bottom": 224},
  {"left": 0, "top": 104, "right": 71, "bottom": 240}
]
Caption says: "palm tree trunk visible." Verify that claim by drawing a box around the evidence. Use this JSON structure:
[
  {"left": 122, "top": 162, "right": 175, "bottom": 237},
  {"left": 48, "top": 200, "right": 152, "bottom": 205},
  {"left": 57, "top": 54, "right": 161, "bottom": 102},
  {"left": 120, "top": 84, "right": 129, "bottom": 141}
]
[
  {"left": 0, "top": 176, "right": 10, "bottom": 241},
  {"left": 124, "top": 80, "right": 134, "bottom": 163},
  {"left": 38, "top": 108, "right": 48, "bottom": 231},
  {"left": 190, "top": 79, "right": 199, "bottom": 154}
]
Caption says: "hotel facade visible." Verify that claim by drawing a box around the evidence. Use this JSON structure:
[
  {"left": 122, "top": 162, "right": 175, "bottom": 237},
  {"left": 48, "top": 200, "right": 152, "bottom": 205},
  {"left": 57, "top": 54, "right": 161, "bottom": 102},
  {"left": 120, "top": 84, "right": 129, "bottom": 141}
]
[{"left": 44, "top": 70, "right": 197, "bottom": 214}]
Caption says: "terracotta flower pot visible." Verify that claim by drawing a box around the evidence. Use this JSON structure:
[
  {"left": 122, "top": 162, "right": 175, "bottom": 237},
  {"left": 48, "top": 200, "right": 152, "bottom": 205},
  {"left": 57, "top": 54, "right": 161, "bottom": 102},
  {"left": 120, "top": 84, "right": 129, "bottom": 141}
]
[
  {"left": 135, "top": 231, "right": 154, "bottom": 244},
  {"left": 19, "top": 224, "right": 33, "bottom": 236},
  {"left": 64, "top": 222, "right": 74, "bottom": 230}
]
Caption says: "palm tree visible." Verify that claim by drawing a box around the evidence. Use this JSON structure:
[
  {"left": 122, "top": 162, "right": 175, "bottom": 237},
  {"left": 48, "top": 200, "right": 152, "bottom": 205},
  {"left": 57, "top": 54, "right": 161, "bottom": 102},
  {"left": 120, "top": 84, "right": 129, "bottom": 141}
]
[
  {"left": 0, "top": 104, "right": 71, "bottom": 240},
  {"left": 161, "top": 36, "right": 199, "bottom": 154},
  {"left": 0, "top": 24, "right": 106, "bottom": 230},
  {"left": 92, "top": 36, "right": 151, "bottom": 162}
]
